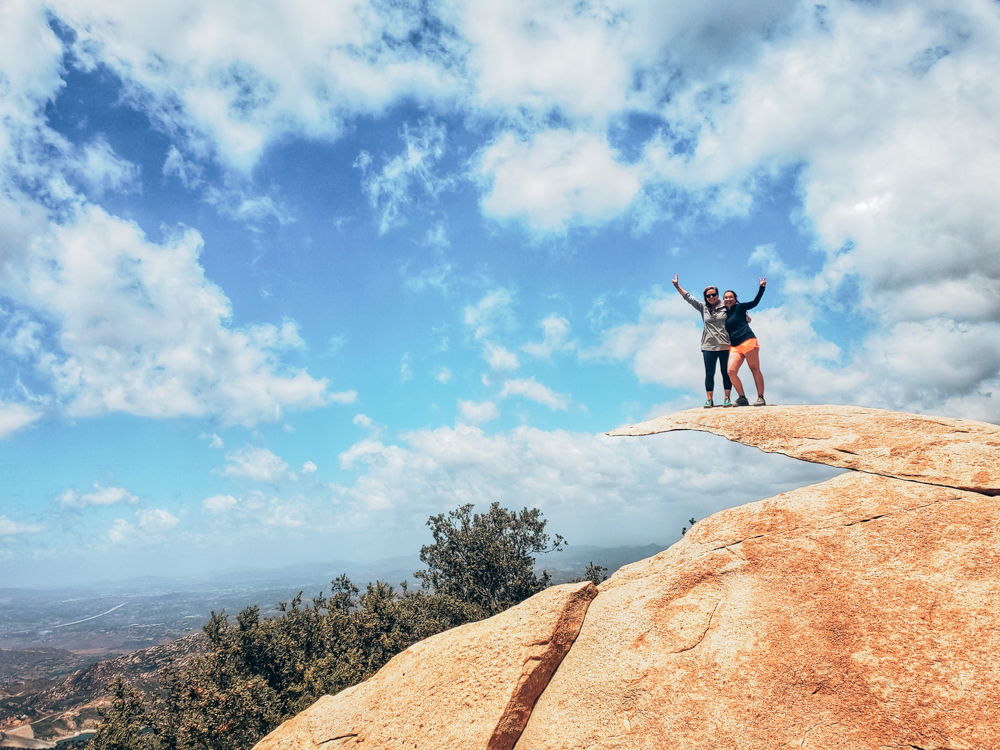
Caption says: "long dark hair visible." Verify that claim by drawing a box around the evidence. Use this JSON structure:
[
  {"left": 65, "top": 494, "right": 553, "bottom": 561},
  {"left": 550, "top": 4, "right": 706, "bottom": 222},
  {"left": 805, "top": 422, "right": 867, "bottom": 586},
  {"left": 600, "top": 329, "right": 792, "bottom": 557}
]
[
  {"left": 703, "top": 286, "right": 721, "bottom": 313},
  {"left": 723, "top": 290, "right": 739, "bottom": 304}
]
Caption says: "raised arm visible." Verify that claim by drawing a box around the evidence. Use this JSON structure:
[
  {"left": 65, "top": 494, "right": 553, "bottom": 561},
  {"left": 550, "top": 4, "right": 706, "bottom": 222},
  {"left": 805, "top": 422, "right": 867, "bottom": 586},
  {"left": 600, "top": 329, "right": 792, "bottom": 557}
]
[
  {"left": 671, "top": 274, "right": 688, "bottom": 297},
  {"left": 672, "top": 275, "right": 704, "bottom": 312},
  {"left": 744, "top": 277, "right": 766, "bottom": 310}
]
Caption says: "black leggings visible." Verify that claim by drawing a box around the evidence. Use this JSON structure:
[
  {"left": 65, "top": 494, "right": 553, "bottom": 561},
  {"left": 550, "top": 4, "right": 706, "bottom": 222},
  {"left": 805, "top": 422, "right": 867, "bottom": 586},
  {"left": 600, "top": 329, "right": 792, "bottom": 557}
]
[{"left": 702, "top": 350, "right": 732, "bottom": 393}]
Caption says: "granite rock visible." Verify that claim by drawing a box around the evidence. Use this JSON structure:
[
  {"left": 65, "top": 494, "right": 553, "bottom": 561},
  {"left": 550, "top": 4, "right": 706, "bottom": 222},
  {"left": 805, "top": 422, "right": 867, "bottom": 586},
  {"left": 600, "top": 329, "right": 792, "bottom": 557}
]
[
  {"left": 516, "top": 472, "right": 1000, "bottom": 750},
  {"left": 251, "top": 581, "right": 597, "bottom": 750},
  {"left": 607, "top": 404, "right": 1000, "bottom": 494}
]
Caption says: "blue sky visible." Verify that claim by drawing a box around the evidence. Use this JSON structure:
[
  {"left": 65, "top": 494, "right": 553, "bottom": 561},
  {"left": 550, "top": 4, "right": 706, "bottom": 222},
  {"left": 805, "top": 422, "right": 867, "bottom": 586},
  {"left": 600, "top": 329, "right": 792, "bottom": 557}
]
[{"left": 2, "top": 0, "right": 997, "bottom": 587}]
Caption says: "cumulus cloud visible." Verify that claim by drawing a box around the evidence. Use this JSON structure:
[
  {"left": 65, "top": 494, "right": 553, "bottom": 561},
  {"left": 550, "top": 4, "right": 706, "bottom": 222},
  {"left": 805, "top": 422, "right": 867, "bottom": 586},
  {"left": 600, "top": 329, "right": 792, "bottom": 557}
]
[
  {"left": 108, "top": 518, "right": 132, "bottom": 544},
  {"left": 588, "top": 292, "right": 703, "bottom": 389},
  {"left": 328, "top": 423, "right": 841, "bottom": 548},
  {"left": 328, "top": 390, "right": 358, "bottom": 404},
  {"left": 71, "top": 138, "right": 141, "bottom": 197},
  {"left": 163, "top": 145, "right": 204, "bottom": 189},
  {"left": 108, "top": 507, "right": 180, "bottom": 541},
  {"left": 0, "top": 515, "right": 44, "bottom": 535},
  {"left": 0, "top": 204, "right": 330, "bottom": 426},
  {"left": 338, "top": 437, "right": 395, "bottom": 474},
  {"left": 201, "top": 432, "right": 224, "bottom": 449},
  {"left": 60, "top": 482, "right": 139, "bottom": 509},
  {"left": 47, "top": 0, "right": 455, "bottom": 174},
  {"left": 464, "top": 289, "right": 514, "bottom": 341},
  {"left": 484, "top": 342, "right": 520, "bottom": 371},
  {"left": 434, "top": 367, "right": 453, "bottom": 384},
  {"left": 302, "top": 461, "right": 317, "bottom": 473},
  {"left": 220, "top": 446, "right": 290, "bottom": 483},
  {"left": 478, "top": 130, "right": 642, "bottom": 232},
  {"left": 457, "top": 399, "right": 499, "bottom": 424},
  {"left": 136, "top": 508, "right": 180, "bottom": 533},
  {"left": 0, "top": 401, "right": 43, "bottom": 439},
  {"left": 498, "top": 377, "right": 570, "bottom": 410},
  {"left": 203, "top": 494, "right": 238, "bottom": 514},
  {"left": 522, "top": 315, "right": 574, "bottom": 358}
]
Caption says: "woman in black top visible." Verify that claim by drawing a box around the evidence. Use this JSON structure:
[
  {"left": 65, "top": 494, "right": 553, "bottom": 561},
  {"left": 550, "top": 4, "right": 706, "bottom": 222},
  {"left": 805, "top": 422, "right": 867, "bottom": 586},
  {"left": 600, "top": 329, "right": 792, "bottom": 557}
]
[{"left": 723, "top": 277, "right": 766, "bottom": 406}]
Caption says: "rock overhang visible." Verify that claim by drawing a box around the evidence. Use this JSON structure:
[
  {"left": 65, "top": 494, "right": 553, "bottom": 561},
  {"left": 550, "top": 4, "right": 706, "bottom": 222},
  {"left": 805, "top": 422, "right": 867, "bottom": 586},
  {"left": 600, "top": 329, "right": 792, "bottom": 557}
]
[{"left": 607, "top": 404, "right": 1000, "bottom": 495}]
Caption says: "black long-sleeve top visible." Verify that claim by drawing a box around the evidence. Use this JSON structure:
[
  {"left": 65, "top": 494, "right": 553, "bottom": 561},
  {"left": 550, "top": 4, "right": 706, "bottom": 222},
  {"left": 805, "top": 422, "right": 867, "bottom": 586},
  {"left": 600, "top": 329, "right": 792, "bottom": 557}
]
[{"left": 724, "top": 285, "right": 765, "bottom": 346}]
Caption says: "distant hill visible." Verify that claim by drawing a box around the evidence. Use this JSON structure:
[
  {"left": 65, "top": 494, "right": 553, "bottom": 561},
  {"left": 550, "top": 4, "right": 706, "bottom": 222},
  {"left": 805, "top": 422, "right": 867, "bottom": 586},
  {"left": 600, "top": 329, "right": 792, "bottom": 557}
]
[{"left": 0, "top": 633, "right": 206, "bottom": 742}]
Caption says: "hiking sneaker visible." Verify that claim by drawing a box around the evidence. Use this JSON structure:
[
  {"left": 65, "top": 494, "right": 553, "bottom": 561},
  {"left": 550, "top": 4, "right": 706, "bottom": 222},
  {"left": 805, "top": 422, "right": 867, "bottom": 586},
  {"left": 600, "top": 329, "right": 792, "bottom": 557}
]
[
  {"left": 734, "top": 395, "right": 750, "bottom": 407},
  {"left": 722, "top": 397, "right": 733, "bottom": 407},
  {"left": 703, "top": 398, "right": 714, "bottom": 408},
  {"left": 754, "top": 396, "right": 766, "bottom": 407}
]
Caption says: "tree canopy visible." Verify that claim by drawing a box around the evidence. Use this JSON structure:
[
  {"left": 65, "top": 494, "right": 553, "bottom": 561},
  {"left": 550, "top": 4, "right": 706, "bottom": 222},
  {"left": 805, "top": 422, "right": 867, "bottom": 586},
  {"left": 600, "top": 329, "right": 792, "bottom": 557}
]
[{"left": 414, "top": 502, "right": 565, "bottom": 615}]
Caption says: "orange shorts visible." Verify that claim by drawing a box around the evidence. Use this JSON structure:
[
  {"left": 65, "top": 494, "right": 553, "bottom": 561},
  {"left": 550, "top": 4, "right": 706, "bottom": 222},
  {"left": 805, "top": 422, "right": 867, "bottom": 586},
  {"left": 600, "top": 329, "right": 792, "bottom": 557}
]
[{"left": 730, "top": 338, "right": 760, "bottom": 356}]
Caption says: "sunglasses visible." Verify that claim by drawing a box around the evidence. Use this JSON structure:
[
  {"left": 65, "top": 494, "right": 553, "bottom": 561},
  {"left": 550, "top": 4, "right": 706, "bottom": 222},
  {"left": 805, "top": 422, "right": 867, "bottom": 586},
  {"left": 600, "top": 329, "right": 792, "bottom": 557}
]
[{"left": 706, "top": 292, "right": 718, "bottom": 298}]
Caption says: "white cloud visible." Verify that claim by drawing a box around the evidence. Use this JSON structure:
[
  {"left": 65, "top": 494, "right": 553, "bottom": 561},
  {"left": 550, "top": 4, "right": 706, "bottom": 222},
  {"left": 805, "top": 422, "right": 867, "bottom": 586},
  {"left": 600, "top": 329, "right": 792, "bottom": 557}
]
[
  {"left": 0, "top": 516, "right": 44, "bottom": 535},
  {"left": 400, "top": 353, "right": 413, "bottom": 382},
  {"left": 163, "top": 145, "right": 204, "bottom": 189},
  {"left": 464, "top": 289, "right": 514, "bottom": 340},
  {"left": 434, "top": 367, "right": 453, "bottom": 384},
  {"left": 60, "top": 481, "right": 139, "bottom": 509},
  {"left": 353, "top": 412, "right": 377, "bottom": 430},
  {"left": 203, "top": 494, "right": 238, "bottom": 514},
  {"left": 72, "top": 138, "right": 141, "bottom": 197},
  {"left": 220, "top": 446, "right": 290, "bottom": 483},
  {"left": 498, "top": 377, "right": 570, "bottom": 410},
  {"left": 0, "top": 401, "right": 43, "bottom": 438},
  {"left": 48, "top": 0, "right": 455, "bottom": 175},
  {"left": 302, "top": 460, "right": 317, "bottom": 473},
  {"left": 522, "top": 314, "right": 574, "bottom": 358},
  {"left": 136, "top": 507, "right": 180, "bottom": 534},
  {"left": 589, "top": 292, "right": 703, "bottom": 389},
  {"left": 357, "top": 120, "right": 449, "bottom": 233},
  {"left": 484, "top": 342, "right": 520, "bottom": 371},
  {"left": 201, "top": 432, "right": 225, "bottom": 449},
  {"left": 328, "top": 390, "right": 358, "bottom": 404},
  {"left": 457, "top": 399, "right": 499, "bottom": 424},
  {"left": 444, "top": 0, "right": 632, "bottom": 120},
  {"left": 404, "top": 261, "right": 454, "bottom": 294},
  {"left": 203, "top": 188, "right": 295, "bottom": 226},
  {"left": 478, "top": 130, "right": 642, "bottom": 232},
  {"left": 339, "top": 438, "right": 395, "bottom": 472},
  {"left": 327, "top": 423, "right": 841, "bottom": 547},
  {"left": 0, "top": 205, "right": 330, "bottom": 427},
  {"left": 108, "top": 518, "right": 132, "bottom": 544}
]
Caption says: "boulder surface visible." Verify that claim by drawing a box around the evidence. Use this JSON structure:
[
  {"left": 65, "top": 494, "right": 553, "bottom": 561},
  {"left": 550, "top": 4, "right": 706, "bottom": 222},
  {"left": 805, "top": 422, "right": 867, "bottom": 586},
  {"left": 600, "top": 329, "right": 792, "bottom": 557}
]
[
  {"left": 516, "top": 471, "right": 1000, "bottom": 750},
  {"left": 607, "top": 404, "right": 1000, "bottom": 494},
  {"left": 252, "top": 581, "right": 597, "bottom": 750}
]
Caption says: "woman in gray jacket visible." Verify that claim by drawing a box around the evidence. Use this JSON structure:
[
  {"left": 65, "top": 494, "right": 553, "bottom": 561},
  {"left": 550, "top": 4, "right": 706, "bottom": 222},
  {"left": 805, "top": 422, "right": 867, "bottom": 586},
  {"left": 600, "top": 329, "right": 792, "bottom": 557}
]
[{"left": 672, "top": 274, "right": 732, "bottom": 408}]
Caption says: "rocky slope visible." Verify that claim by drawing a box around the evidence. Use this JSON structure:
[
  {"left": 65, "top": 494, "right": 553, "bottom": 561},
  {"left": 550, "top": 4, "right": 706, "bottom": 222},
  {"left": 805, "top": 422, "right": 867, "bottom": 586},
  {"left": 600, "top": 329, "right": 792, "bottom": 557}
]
[
  {"left": 255, "top": 582, "right": 596, "bottom": 750},
  {"left": 252, "top": 405, "right": 1000, "bottom": 750},
  {"left": 0, "top": 633, "right": 205, "bottom": 741}
]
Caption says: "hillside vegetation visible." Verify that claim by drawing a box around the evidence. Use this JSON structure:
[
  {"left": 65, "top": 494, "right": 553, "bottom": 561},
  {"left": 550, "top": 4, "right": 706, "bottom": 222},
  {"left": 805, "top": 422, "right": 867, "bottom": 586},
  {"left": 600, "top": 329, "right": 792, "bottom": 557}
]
[{"left": 84, "top": 503, "right": 590, "bottom": 750}]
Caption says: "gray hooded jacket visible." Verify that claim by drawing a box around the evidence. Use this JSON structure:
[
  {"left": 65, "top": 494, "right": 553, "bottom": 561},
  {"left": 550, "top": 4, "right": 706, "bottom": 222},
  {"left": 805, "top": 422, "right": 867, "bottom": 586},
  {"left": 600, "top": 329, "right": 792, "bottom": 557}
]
[{"left": 682, "top": 291, "right": 731, "bottom": 351}]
